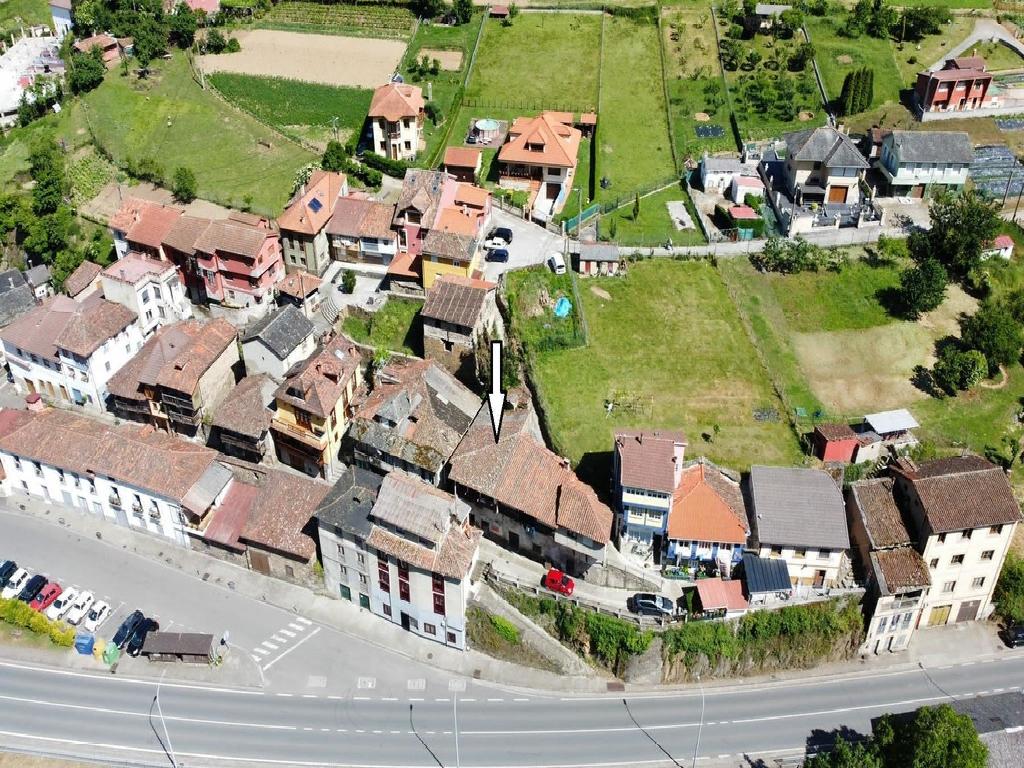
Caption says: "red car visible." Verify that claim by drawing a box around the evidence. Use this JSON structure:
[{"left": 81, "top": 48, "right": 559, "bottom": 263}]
[
  {"left": 543, "top": 568, "right": 575, "bottom": 596},
  {"left": 29, "top": 582, "right": 62, "bottom": 612}
]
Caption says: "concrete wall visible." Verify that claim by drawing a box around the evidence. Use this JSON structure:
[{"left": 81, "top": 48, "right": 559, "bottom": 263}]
[
  {"left": 242, "top": 333, "right": 316, "bottom": 382},
  {"left": 197, "top": 341, "right": 241, "bottom": 415}
]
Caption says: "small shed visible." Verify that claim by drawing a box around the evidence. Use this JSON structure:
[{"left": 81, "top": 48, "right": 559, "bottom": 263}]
[
  {"left": 730, "top": 175, "right": 766, "bottom": 204},
  {"left": 574, "top": 243, "right": 620, "bottom": 277},
  {"left": 694, "top": 578, "right": 748, "bottom": 618},
  {"left": 577, "top": 112, "right": 597, "bottom": 138},
  {"left": 489, "top": 5, "right": 509, "bottom": 18},
  {"left": 863, "top": 409, "right": 919, "bottom": 443},
  {"left": 983, "top": 234, "right": 1014, "bottom": 260},
  {"left": 442, "top": 146, "right": 483, "bottom": 183},
  {"left": 736, "top": 553, "right": 793, "bottom": 606},
  {"left": 141, "top": 632, "right": 214, "bottom": 664},
  {"left": 812, "top": 423, "right": 858, "bottom": 463}
]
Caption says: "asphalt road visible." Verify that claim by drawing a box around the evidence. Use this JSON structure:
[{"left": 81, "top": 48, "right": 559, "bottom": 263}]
[{"left": 1, "top": 653, "right": 1023, "bottom": 767}]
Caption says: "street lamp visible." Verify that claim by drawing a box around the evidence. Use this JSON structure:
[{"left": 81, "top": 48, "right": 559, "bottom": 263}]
[{"left": 154, "top": 670, "right": 178, "bottom": 768}]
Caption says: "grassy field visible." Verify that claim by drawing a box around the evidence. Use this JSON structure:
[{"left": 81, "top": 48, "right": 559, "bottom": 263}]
[
  {"left": 597, "top": 15, "right": 677, "bottom": 201},
  {"left": 208, "top": 73, "right": 372, "bottom": 150},
  {"left": 663, "top": 7, "right": 735, "bottom": 164},
  {"left": 0, "top": 99, "right": 92, "bottom": 191},
  {"left": 342, "top": 298, "right": 422, "bottom": 356},
  {"left": 257, "top": 0, "right": 415, "bottom": 38},
  {"left": 465, "top": 14, "right": 601, "bottom": 111},
  {"left": 404, "top": 13, "right": 485, "bottom": 166},
  {"left": 82, "top": 52, "right": 314, "bottom": 214},
  {"left": 0, "top": 0, "right": 49, "bottom": 34},
  {"left": 892, "top": 17, "right": 975, "bottom": 84},
  {"left": 599, "top": 183, "right": 705, "bottom": 246},
  {"left": 515, "top": 261, "right": 803, "bottom": 484},
  {"left": 805, "top": 18, "right": 904, "bottom": 110},
  {"left": 971, "top": 40, "right": 1024, "bottom": 71}
]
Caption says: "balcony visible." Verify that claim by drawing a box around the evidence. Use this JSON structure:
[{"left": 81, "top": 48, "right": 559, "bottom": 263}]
[
  {"left": 271, "top": 417, "right": 328, "bottom": 450},
  {"left": 109, "top": 494, "right": 123, "bottom": 509}
]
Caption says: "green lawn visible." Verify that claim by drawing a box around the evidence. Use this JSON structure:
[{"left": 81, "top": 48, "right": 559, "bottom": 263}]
[
  {"left": 971, "top": 40, "right": 1024, "bottom": 72},
  {"left": 768, "top": 256, "right": 902, "bottom": 333},
  {"left": 0, "top": 0, "right": 49, "bottom": 34},
  {"left": 597, "top": 15, "right": 677, "bottom": 201},
  {"left": 465, "top": 14, "right": 601, "bottom": 111},
  {"left": 208, "top": 73, "right": 372, "bottom": 150},
  {"left": 82, "top": 52, "right": 314, "bottom": 215},
  {"left": 342, "top": 298, "right": 422, "bottom": 356},
  {"left": 600, "top": 183, "right": 705, "bottom": 246},
  {"left": 892, "top": 17, "right": 975, "bottom": 85},
  {"left": 0, "top": 99, "right": 92, "bottom": 191},
  {"left": 805, "top": 18, "right": 904, "bottom": 109},
  {"left": 516, "top": 261, "right": 803, "bottom": 484}
]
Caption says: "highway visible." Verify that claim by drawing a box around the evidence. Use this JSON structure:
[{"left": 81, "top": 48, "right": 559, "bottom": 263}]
[{"left": 1, "top": 653, "right": 1023, "bottom": 766}]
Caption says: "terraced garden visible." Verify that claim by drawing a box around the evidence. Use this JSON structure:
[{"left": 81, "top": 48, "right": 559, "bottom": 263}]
[{"left": 259, "top": 0, "right": 416, "bottom": 38}]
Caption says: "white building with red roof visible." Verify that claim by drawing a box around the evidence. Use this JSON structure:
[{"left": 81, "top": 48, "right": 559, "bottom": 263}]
[
  {"left": 368, "top": 82, "right": 424, "bottom": 162},
  {"left": 497, "top": 111, "right": 582, "bottom": 218},
  {"left": 99, "top": 253, "right": 193, "bottom": 337}
]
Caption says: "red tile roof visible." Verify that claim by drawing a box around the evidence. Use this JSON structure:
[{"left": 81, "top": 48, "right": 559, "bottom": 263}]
[
  {"left": 126, "top": 205, "right": 183, "bottom": 250},
  {"left": 667, "top": 461, "right": 748, "bottom": 546},
  {"left": 202, "top": 480, "right": 257, "bottom": 552},
  {"left": 421, "top": 274, "right": 495, "bottom": 327},
  {"left": 326, "top": 197, "right": 397, "bottom": 241},
  {"left": 614, "top": 429, "right": 687, "bottom": 494},
  {"left": 239, "top": 467, "right": 330, "bottom": 560},
  {"left": 0, "top": 295, "right": 136, "bottom": 360},
  {"left": 274, "top": 334, "right": 362, "bottom": 419},
  {"left": 278, "top": 171, "right": 347, "bottom": 236},
  {"left": 278, "top": 271, "right": 322, "bottom": 299},
  {"left": 443, "top": 146, "right": 482, "bottom": 169},
  {"left": 499, "top": 112, "right": 582, "bottom": 169},
  {"left": 63, "top": 261, "right": 102, "bottom": 298},
  {"left": 874, "top": 547, "right": 931, "bottom": 592},
  {"left": 695, "top": 578, "right": 748, "bottom": 611},
  {"left": 850, "top": 478, "right": 911, "bottom": 549},
  {"left": 815, "top": 423, "right": 858, "bottom": 442},
  {"left": 368, "top": 83, "right": 424, "bottom": 122},
  {"left": 193, "top": 219, "right": 271, "bottom": 259}
]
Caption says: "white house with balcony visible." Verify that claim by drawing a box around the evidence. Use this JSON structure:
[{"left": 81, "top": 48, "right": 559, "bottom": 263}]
[
  {"left": 0, "top": 295, "right": 143, "bottom": 410},
  {"left": 877, "top": 130, "right": 974, "bottom": 198},
  {"left": 781, "top": 126, "right": 870, "bottom": 206},
  {"left": 368, "top": 83, "right": 424, "bottom": 162},
  {"left": 0, "top": 407, "right": 232, "bottom": 547},
  {"left": 99, "top": 253, "right": 192, "bottom": 338},
  {"left": 613, "top": 430, "right": 686, "bottom": 558}
]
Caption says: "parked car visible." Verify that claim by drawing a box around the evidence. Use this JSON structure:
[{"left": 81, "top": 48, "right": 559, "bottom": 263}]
[
  {"left": 484, "top": 237, "right": 508, "bottom": 250},
  {"left": 487, "top": 226, "right": 513, "bottom": 246},
  {"left": 126, "top": 618, "right": 159, "bottom": 657},
  {"left": 64, "top": 591, "right": 95, "bottom": 626},
  {"left": 1005, "top": 623, "right": 1024, "bottom": 648},
  {"left": 0, "top": 560, "right": 17, "bottom": 589},
  {"left": 547, "top": 252, "right": 567, "bottom": 275},
  {"left": 113, "top": 610, "right": 146, "bottom": 649},
  {"left": 1, "top": 568, "right": 29, "bottom": 599},
  {"left": 485, "top": 247, "right": 509, "bottom": 263},
  {"left": 82, "top": 601, "right": 111, "bottom": 633},
  {"left": 543, "top": 568, "right": 575, "bottom": 596},
  {"left": 628, "top": 593, "right": 676, "bottom": 617},
  {"left": 17, "top": 574, "right": 47, "bottom": 604},
  {"left": 29, "top": 582, "right": 62, "bottom": 612},
  {"left": 45, "top": 587, "right": 79, "bottom": 621}
]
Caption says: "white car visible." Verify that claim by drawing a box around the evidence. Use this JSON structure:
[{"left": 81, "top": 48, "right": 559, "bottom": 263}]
[
  {"left": 64, "top": 591, "right": 95, "bottom": 626},
  {"left": 484, "top": 237, "right": 507, "bottom": 250},
  {"left": 547, "top": 252, "right": 567, "bottom": 275},
  {"left": 82, "top": 600, "right": 111, "bottom": 632},
  {"left": 1, "top": 568, "right": 28, "bottom": 599},
  {"left": 45, "top": 587, "right": 79, "bottom": 621}
]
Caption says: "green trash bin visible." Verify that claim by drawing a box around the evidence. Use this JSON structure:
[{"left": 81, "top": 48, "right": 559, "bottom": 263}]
[{"left": 103, "top": 643, "right": 120, "bottom": 666}]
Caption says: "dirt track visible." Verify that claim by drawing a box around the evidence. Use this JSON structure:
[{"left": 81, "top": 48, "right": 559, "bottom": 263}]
[{"left": 199, "top": 30, "right": 406, "bottom": 88}]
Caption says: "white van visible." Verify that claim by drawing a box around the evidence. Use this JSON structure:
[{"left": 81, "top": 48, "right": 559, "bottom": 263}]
[{"left": 547, "top": 252, "right": 567, "bottom": 275}]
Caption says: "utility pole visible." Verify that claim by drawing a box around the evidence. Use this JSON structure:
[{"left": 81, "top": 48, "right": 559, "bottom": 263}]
[
  {"left": 331, "top": 116, "right": 340, "bottom": 143},
  {"left": 155, "top": 671, "right": 178, "bottom": 768}
]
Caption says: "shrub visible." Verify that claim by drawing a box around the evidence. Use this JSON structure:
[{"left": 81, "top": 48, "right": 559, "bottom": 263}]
[
  {"left": 206, "top": 29, "right": 227, "bottom": 54},
  {"left": 0, "top": 597, "right": 76, "bottom": 647},
  {"left": 995, "top": 553, "right": 1024, "bottom": 624},
  {"left": 341, "top": 269, "right": 356, "bottom": 294},
  {"left": 361, "top": 151, "right": 409, "bottom": 178},
  {"left": 489, "top": 614, "right": 521, "bottom": 644},
  {"left": 225, "top": 37, "right": 241, "bottom": 53},
  {"left": 172, "top": 166, "right": 198, "bottom": 203}
]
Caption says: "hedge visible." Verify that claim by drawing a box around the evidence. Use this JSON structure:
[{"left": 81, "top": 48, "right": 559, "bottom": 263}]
[
  {"left": 360, "top": 151, "right": 409, "bottom": 178},
  {"left": 0, "top": 597, "right": 76, "bottom": 647}
]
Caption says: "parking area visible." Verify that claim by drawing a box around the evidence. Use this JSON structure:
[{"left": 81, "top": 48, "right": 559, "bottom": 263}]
[{"left": 481, "top": 208, "right": 565, "bottom": 282}]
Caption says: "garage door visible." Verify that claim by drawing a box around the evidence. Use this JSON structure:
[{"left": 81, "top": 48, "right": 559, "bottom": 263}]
[
  {"left": 928, "top": 604, "right": 952, "bottom": 625},
  {"left": 956, "top": 600, "right": 981, "bottom": 623},
  {"left": 249, "top": 550, "right": 271, "bottom": 576},
  {"left": 828, "top": 186, "right": 848, "bottom": 203}
]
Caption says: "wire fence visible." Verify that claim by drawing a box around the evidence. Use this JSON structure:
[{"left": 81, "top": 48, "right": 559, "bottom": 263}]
[{"left": 461, "top": 96, "right": 598, "bottom": 114}]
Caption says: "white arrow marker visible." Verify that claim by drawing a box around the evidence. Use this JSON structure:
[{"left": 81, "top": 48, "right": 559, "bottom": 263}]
[{"left": 487, "top": 339, "right": 506, "bottom": 442}]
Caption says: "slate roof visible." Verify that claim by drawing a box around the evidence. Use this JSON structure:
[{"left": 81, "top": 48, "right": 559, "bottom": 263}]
[
  {"left": 0, "top": 294, "right": 136, "bottom": 360},
  {"left": 351, "top": 357, "right": 480, "bottom": 475},
  {"left": 784, "top": 126, "right": 870, "bottom": 169},
  {"left": 667, "top": 460, "right": 748, "bottom": 545},
  {"left": 0, "top": 270, "right": 36, "bottom": 327},
  {"left": 421, "top": 274, "right": 494, "bottom": 328},
  {"left": 211, "top": 374, "right": 276, "bottom": 439},
  {"left": 368, "top": 83, "right": 424, "bottom": 122},
  {"left": 450, "top": 404, "right": 613, "bottom": 544},
  {"left": 0, "top": 407, "right": 220, "bottom": 508},
  {"left": 314, "top": 465, "right": 385, "bottom": 537},
  {"left": 107, "top": 319, "right": 236, "bottom": 399},
  {"left": 326, "top": 197, "right": 397, "bottom": 241},
  {"left": 896, "top": 455, "right": 1023, "bottom": 533},
  {"left": 614, "top": 429, "right": 687, "bottom": 494},
  {"left": 738, "top": 553, "right": 793, "bottom": 594},
  {"left": 578, "top": 243, "right": 619, "bottom": 263},
  {"left": 749, "top": 465, "right": 850, "bottom": 550},
  {"left": 274, "top": 333, "right": 361, "bottom": 419},
  {"left": 24, "top": 264, "right": 50, "bottom": 288},
  {"left": 886, "top": 130, "right": 974, "bottom": 165},
  {"left": 702, "top": 155, "right": 746, "bottom": 174},
  {"left": 241, "top": 305, "right": 314, "bottom": 361}
]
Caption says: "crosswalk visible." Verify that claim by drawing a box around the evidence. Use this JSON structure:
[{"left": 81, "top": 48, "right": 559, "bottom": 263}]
[{"left": 250, "top": 616, "right": 313, "bottom": 665}]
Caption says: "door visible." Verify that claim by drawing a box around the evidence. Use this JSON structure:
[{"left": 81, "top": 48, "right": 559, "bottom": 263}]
[
  {"left": 400, "top": 612, "right": 410, "bottom": 631},
  {"left": 827, "top": 186, "right": 848, "bottom": 204},
  {"left": 956, "top": 600, "right": 981, "bottom": 623},
  {"left": 249, "top": 550, "right": 271, "bottom": 576},
  {"left": 929, "top": 604, "right": 952, "bottom": 626},
  {"left": 814, "top": 570, "right": 826, "bottom": 588},
  {"left": 652, "top": 533, "right": 664, "bottom": 566},
  {"left": 61, "top": 491, "right": 72, "bottom": 506},
  {"left": 911, "top": 184, "right": 925, "bottom": 199},
  {"left": 59, "top": 386, "right": 69, "bottom": 402},
  {"left": 508, "top": 531, "right": 520, "bottom": 551}
]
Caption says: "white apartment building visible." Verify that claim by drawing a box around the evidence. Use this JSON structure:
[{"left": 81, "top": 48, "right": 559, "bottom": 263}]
[
  {"left": 877, "top": 131, "right": 974, "bottom": 197},
  {"left": 317, "top": 468, "right": 481, "bottom": 650},
  {"left": 368, "top": 83, "right": 424, "bottom": 162},
  {"left": 99, "top": 253, "right": 192, "bottom": 338},
  {"left": 0, "top": 407, "right": 232, "bottom": 546},
  {"left": 0, "top": 295, "right": 142, "bottom": 410}
]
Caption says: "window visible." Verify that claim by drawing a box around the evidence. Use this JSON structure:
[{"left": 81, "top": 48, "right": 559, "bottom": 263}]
[
  {"left": 285, "top": 565, "right": 294, "bottom": 578},
  {"left": 981, "top": 550, "right": 995, "bottom": 561},
  {"left": 770, "top": 547, "right": 783, "bottom": 557},
  {"left": 794, "top": 549, "right": 806, "bottom": 559},
  {"left": 972, "top": 577, "right": 986, "bottom": 589},
  {"left": 378, "top": 561, "right": 390, "bottom": 592},
  {"left": 819, "top": 549, "right": 832, "bottom": 560},
  {"left": 424, "top": 623, "right": 436, "bottom": 636},
  {"left": 447, "top": 631, "right": 457, "bottom": 644},
  {"left": 902, "top": 613, "right": 913, "bottom": 630},
  {"left": 105, "top": 361, "right": 111, "bottom": 372},
  {"left": 359, "top": 574, "right": 368, "bottom": 585},
  {"left": 961, "top": 529, "right": 972, "bottom": 541},
  {"left": 408, "top": 616, "right": 419, "bottom": 631},
  {"left": 337, "top": 544, "right": 345, "bottom": 559},
  {"left": 433, "top": 593, "right": 446, "bottom": 615},
  {"left": 951, "top": 554, "right": 965, "bottom": 565},
  {"left": 357, "top": 553, "right": 365, "bottom": 565},
  {"left": 877, "top": 616, "right": 887, "bottom": 634},
  {"left": 295, "top": 410, "right": 312, "bottom": 429},
  {"left": 399, "top": 580, "right": 410, "bottom": 601},
  {"left": 340, "top": 565, "right": 348, "bottom": 576},
  {"left": 382, "top": 604, "right": 392, "bottom": 617},
  {"left": 340, "top": 585, "right": 351, "bottom": 601},
  {"left": 990, "top": 525, "right": 1004, "bottom": 535},
  {"left": 937, "top": 533, "right": 946, "bottom": 544},
  {"left": 929, "top": 558, "right": 939, "bottom": 569},
  {"left": 943, "top": 581, "right": 956, "bottom": 593}
]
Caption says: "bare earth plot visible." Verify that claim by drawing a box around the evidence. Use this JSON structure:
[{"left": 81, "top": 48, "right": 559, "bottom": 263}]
[
  {"left": 791, "top": 287, "right": 977, "bottom": 414},
  {"left": 420, "top": 48, "right": 463, "bottom": 70},
  {"left": 199, "top": 29, "right": 406, "bottom": 88}
]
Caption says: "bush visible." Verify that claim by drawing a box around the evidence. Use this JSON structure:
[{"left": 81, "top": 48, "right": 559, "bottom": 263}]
[
  {"left": 341, "top": 269, "right": 356, "bottom": 294},
  {"left": 0, "top": 597, "right": 76, "bottom": 647},
  {"left": 206, "top": 29, "right": 227, "bottom": 54},
  {"left": 225, "top": 37, "right": 241, "bottom": 53},
  {"left": 489, "top": 614, "right": 521, "bottom": 644},
  {"left": 995, "top": 553, "right": 1024, "bottom": 624},
  {"left": 361, "top": 151, "right": 410, "bottom": 178},
  {"left": 172, "top": 166, "right": 198, "bottom": 203}
]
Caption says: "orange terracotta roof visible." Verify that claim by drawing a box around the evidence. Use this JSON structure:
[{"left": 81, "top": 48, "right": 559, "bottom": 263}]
[
  {"left": 667, "top": 461, "right": 748, "bottom": 545},
  {"left": 434, "top": 206, "right": 482, "bottom": 237},
  {"left": 444, "top": 146, "right": 482, "bottom": 169},
  {"left": 386, "top": 250, "right": 420, "bottom": 279},
  {"left": 368, "top": 83, "right": 424, "bottom": 122},
  {"left": 278, "top": 271, "right": 321, "bottom": 299},
  {"left": 580, "top": 112, "right": 597, "bottom": 125},
  {"left": 63, "top": 261, "right": 102, "bottom": 298},
  {"left": 127, "top": 205, "right": 183, "bottom": 250},
  {"left": 274, "top": 334, "right": 361, "bottom": 420},
  {"left": 278, "top": 170, "right": 346, "bottom": 236},
  {"left": 454, "top": 183, "right": 490, "bottom": 209},
  {"left": 499, "top": 112, "right": 581, "bottom": 169},
  {"left": 695, "top": 579, "right": 748, "bottom": 611}
]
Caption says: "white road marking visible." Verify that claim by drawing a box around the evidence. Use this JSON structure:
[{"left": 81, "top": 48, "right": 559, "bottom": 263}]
[
  {"left": 280, "top": 629, "right": 296, "bottom": 638},
  {"left": 381, "top": 697, "right": 398, "bottom": 702},
  {"left": 435, "top": 697, "right": 450, "bottom": 702},
  {"left": 275, "top": 693, "right": 293, "bottom": 698},
  {"left": 289, "top": 622, "right": 304, "bottom": 631},
  {"left": 0, "top": 660, "right": 263, "bottom": 695},
  {"left": 407, "top": 678, "right": 426, "bottom": 690},
  {"left": 297, "top": 617, "right": 312, "bottom": 625},
  {"left": 261, "top": 642, "right": 279, "bottom": 651},
  {"left": 488, "top": 698, "right": 504, "bottom": 702},
  {"left": 353, "top": 697, "right": 371, "bottom": 702},
  {"left": 302, "top": 694, "right": 318, "bottom": 699},
  {"left": 408, "top": 697, "right": 424, "bottom": 702},
  {"left": 514, "top": 698, "right": 530, "bottom": 702},
  {"left": 357, "top": 676, "right": 376, "bottom": 689},
  {"left": 261, "top": 626, "right": 322, "bottom": 672}
]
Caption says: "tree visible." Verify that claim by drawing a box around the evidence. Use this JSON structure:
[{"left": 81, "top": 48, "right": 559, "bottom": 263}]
[
  {"left": 168, "top": 3, "right": 198, "bottom": 48},
  {"left": 632, "top": 193, "right": 640, "bottom": 221},
  {"left": 994, "top": 552, "right": 1024, "bottom": 624},
  {"left": 69, "top": 47, "right": 106, "bottom": 94},
  {"left": 205, "top": 28, "right": 227, "bottom": 54},
  {"left": 932, "top": 346, "right": 987, "bottom": 395},
  {"left": 29, "top": 138, "right": 67, "bottom": 217},
  {"left": 959, "top": 301, "right": 1024, "bottom": 375},
  {"left": 804, "top": 737, "right": 883, "bottom": 768},
  {"left": 453, "top": 0, "right": 473, "bottom": 25},
  {"left": 898, "top": 258, "right": 947, "bottom": 318},
  {"left": 321, "top": 140, "right": 349, "bottom": 173},
  {"left": 131, "top": 15, "right": 168, "bottom": 67},
  {"left": 411, "top": 0, "right": 444, "bottom": 19},
  {"left": 875, "top": 704, "right": 987, "bottom": 768},
  {"left": 789, "top": 42, "right": 815, "bottom": 71},
  {"left": 744, "top": 49, "right": 762, "bottom": 70},
  {"left": 910, "top": 191, "right": 1000, "bottom": 280},
  {"left": 341, "top": 269, "right": 356, "bottom": 294},
  {"left": 22, "top": 206, "right": 74, "bottom": 261},
  {"left": 172, "top": 166, "right": 197, "bottom": 203}
]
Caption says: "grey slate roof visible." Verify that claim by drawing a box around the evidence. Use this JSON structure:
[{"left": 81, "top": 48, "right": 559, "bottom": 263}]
[
  {"left": 755, "top": 3, "right": 791, "bottom": 14},
  {"left": 372, "top": 471, "right": 470, "bottom": 543},
  {"left": 241, "top": 305, "right": 314, "bottom": 361},
  {"left": 702, "top": 155, "right": 746, "bottom": 174},
  {"left": 313, "top": 466, "right": 385, "bottom": 538},
  {"left": 0, "top": 270, "right": 36, "bottom": 328},
  {"left": 886, "top": 130, "right": 974, "bottom": 164},
  {"left": 23, "top": 264, "right": 50, "bottom": 288},
  {"left": 749, "top": 465, "right": 850, "bottom": 550},
  {"left": 785, "top": 127, "right": 870, "bottom": 169},
  {"left": 578, "top": 243, "right": 620, "bottom": 263}
]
